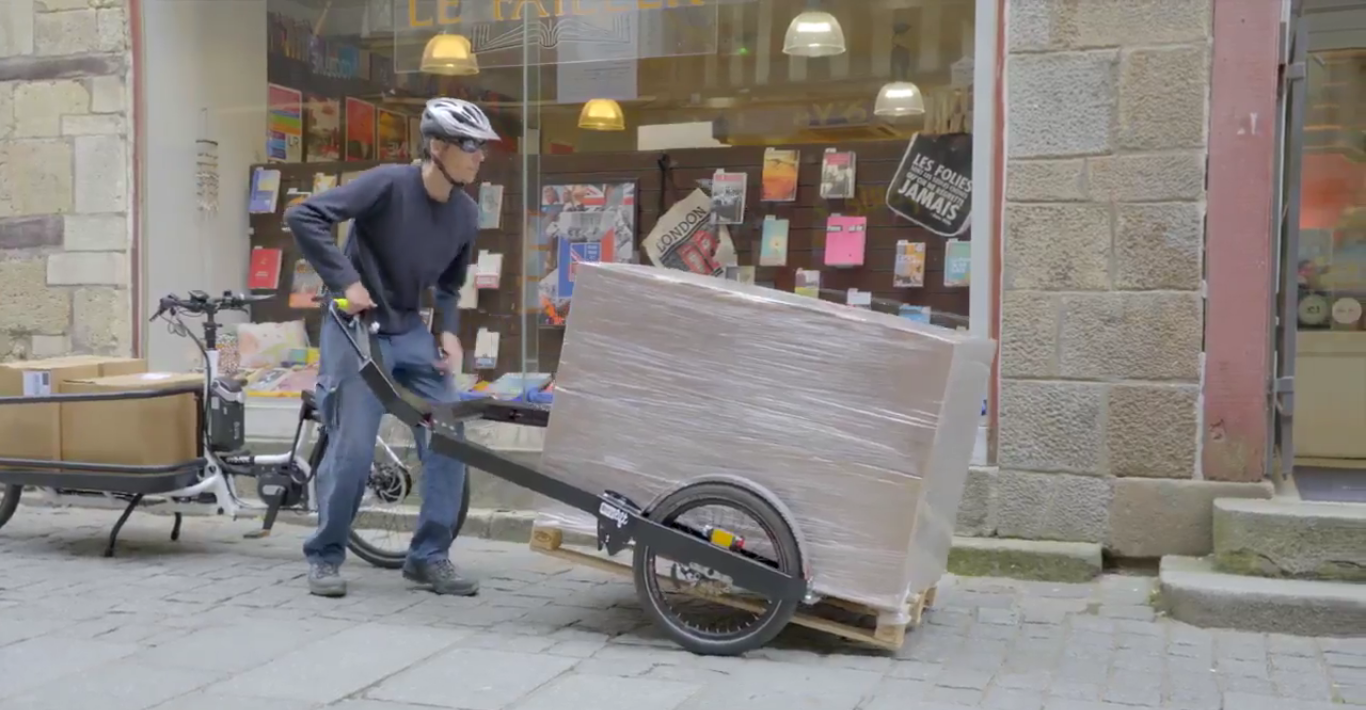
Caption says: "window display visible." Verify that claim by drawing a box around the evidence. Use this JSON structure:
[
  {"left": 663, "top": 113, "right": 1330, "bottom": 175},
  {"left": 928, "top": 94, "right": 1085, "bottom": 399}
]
[{"left": 220, "top": 0, "right": 979, "bottom": 405}]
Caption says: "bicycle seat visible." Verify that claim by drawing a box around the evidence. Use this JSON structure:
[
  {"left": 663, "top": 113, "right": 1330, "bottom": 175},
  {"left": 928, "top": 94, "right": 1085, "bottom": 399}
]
[{"left": 301, "top": 389, "right": 316, "bottom": 408}]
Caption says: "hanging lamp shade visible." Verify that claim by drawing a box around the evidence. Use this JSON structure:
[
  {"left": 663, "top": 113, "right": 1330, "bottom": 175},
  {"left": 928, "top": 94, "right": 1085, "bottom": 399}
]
[
  {"left": 579, "top": 98, "right": 625, "bottom": 131},
  {"left": 874, "top": 81, "right": 925, "bottom": 117},
  {"left": 782, "top": 10, "right": 845, "bottom": 57},
  {"left": 421, "top": 33, "right": 479, "bottom": 76}
]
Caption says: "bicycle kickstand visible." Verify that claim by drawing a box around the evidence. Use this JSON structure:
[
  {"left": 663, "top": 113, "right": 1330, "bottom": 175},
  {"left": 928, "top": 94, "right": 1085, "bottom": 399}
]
[
  {"left": 243, "top": 481, "right": 286, "bottom": 540},
  {"left": 104, "top": 494, "right": 144, "bottom": 558}
]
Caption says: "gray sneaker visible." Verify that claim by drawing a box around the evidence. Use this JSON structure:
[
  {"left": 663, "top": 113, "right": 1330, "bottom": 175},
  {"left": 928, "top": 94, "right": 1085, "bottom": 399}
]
[
  {"left": 402, "top": 559, "right": 479, "bottom": 596},
  {"left": 308, "top": 562, "right": 347, "bottom": 597}
]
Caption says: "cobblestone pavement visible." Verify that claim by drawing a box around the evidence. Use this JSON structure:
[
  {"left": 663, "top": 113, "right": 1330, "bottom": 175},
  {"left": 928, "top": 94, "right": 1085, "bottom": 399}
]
[{"left": 0, "top": 508, "right": 1363, "bottom": 710}]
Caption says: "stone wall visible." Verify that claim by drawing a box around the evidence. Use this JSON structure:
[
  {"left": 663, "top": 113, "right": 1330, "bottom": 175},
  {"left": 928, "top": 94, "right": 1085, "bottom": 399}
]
[
  {"left": 0, "top": 0, "right": 134, "bottom": 361},
  {"left": 971, "top": 0, "right": 1273, "bottom": 557}
]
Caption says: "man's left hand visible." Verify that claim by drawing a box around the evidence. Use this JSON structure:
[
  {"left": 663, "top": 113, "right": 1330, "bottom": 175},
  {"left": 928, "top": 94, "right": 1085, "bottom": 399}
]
[{"left": 436, "top": 332, "right": 462, "bottom": 372}]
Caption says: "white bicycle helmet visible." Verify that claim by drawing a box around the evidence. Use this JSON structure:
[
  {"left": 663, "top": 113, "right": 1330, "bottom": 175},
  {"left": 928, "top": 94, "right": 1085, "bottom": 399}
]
[{"left": 420, "top": 97, "right": 501, "bottom": 143}]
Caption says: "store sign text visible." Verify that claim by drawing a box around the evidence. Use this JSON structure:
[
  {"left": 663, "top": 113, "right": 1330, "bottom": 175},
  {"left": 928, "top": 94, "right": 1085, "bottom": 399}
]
[{"left": 407, "top": 0, "right": 707, "bottom": 26}]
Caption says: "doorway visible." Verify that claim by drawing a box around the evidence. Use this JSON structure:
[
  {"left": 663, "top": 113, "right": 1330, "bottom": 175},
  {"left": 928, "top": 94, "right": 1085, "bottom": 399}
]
[{"left": 1282, "top": 0, "right": 1366, "bottom": 502}]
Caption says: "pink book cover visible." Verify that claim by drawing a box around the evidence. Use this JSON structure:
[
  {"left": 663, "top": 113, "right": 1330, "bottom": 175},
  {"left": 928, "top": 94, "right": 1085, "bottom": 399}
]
[{"left": 823, "top": 215, "right": 867, "bottom": 267}]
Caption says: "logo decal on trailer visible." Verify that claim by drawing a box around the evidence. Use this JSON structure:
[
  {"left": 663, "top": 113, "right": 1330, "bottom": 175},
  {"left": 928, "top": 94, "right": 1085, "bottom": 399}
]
[{"left": 598, "top": 502, "right": 628, "bottom": 528}]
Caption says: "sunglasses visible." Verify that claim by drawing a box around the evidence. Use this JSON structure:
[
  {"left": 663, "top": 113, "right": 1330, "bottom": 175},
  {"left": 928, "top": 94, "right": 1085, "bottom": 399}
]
[{"left": 453, "top": 138, "right": 488, "bottom": 155}]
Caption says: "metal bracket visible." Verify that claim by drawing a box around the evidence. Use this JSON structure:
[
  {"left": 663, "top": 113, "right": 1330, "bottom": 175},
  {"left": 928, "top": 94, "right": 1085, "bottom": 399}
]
[
  {"left": 1285, "top": 61, "right": 1305, "bottom": 82},
  {"left": 1272, "top": 376, "right": 1295, "bottom": 415}
]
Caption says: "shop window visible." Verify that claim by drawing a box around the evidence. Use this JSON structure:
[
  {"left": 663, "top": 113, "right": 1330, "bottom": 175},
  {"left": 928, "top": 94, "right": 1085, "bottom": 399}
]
[
  {"left": 1298, "top": 50, "right": 1366, "bottom": 331},
  {"left": 230, "top": 0, "right": 984, "bottom": 416},
  {"left": 1291, "top": 38, "right": 1366, "bottom": 465}
]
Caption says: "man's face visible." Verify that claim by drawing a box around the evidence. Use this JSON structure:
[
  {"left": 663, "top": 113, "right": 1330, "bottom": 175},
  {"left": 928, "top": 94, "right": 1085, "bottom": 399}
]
[{"left": 434, "top": 138, "right": 486, "bottom": 183}]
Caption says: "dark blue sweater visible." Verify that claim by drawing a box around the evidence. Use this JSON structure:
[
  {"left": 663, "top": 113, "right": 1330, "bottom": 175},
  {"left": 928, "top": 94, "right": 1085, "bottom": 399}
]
[{"left": 285, "top": 164, "right": 475, "bottom": 336}]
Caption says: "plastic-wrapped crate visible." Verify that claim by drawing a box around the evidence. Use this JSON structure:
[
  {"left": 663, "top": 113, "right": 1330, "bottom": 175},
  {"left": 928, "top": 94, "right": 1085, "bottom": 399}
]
[{"left": 537, "top": 263, "right": 995, "bottom": 617}]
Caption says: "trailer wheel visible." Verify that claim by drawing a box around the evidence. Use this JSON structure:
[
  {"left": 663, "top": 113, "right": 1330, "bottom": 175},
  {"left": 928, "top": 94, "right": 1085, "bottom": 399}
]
[
  {"left": 0, "top": 484, "right": 21, "bottom": 531},
  {"left": 632, "top": 481, "right": 801, "bottom": 656}
]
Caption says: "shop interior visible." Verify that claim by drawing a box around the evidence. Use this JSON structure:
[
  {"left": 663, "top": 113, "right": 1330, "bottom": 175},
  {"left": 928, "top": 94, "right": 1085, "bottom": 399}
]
[
  {"left": 139, "top": 0, "right": 980, "bottom": 443},
  {"left": 1292, "top": 0, "right": 1366, "bottom": 501}
]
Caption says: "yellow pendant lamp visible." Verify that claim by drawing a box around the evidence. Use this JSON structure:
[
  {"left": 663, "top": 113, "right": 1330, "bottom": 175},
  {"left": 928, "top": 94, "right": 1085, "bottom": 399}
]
[
  {"left": 421, "top": 33, "right": 479, "bottom": 76},
  {"left": 579, "top": 98, "right": 625, "bottom": 131}
]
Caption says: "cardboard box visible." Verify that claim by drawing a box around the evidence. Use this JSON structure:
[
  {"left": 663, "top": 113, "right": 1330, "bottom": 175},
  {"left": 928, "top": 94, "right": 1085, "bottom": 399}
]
[
  {"left": 538, "top": 264, "right": 995, "bottom": 615},
  {"left": 60, "top": 372, "right": 202, "bottom": 467},
  {"left": 0, "top": 357, "right": 147, "bottom": 463}
]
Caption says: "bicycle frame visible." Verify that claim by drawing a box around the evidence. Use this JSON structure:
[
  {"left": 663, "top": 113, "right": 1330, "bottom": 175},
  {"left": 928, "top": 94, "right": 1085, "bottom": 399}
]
[
  {"left": 23, "top": 407, "right": 411, "bottom": 521},
  {"left": 0, "top": 299, "right": 417, "bottom": 552}
]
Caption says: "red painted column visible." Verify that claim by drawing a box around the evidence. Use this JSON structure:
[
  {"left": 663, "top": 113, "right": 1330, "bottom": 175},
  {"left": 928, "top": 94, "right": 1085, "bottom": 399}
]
[{"left": 1202, "top": 0, "right": 1283, "bottom": 482}]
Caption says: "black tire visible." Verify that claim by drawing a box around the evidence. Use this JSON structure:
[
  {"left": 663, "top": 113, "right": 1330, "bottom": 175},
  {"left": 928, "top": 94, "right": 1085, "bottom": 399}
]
[
  {"left": 311, "top": 419, "right": 472, "bottom": 570},
  {"left": 632, "top": 481, "right": 802, "bottom": 656},
  {"left": 0, "top": 484, "right": 21, "bottom": 530},
  {"left": 347, "top": 474, "right": 469, "bottom": 570}
]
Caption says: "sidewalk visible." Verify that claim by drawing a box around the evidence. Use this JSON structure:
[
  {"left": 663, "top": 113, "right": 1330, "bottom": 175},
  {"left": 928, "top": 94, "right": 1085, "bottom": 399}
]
[{"left": 0, "top": 507, "right": 1362, "bottom": 710}]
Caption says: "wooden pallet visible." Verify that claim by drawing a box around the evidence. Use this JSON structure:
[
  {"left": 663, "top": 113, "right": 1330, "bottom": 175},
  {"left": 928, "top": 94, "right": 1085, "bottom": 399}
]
[{"left": 529, "top": 525, "right": 936, "bottom": 651}]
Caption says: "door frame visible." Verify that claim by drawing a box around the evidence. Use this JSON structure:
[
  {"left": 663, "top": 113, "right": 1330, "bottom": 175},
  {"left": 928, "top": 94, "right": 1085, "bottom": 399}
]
[{"left": 1270, "top": 0, "right": 1308, "bottom": 490}]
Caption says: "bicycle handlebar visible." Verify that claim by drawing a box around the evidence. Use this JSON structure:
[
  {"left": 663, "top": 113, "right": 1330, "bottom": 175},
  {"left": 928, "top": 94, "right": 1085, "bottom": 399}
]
[{"left": 149, "top": 290, "right": 273, "bottom": 321}]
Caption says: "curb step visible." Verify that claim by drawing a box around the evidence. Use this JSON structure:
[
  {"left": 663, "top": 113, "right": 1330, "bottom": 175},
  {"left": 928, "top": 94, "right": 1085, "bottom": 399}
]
[
  {"left": 1158, "top": 555, "right": 1366, "bottom": 637},
  {"left": 1213, "top": 497, "right": 1366, "bottom": 582}
]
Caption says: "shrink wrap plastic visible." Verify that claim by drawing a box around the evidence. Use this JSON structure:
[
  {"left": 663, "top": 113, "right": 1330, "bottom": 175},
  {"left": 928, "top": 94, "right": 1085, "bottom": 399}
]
[{"left": 537, "top": 263, "right": 995, "bottom": 620}]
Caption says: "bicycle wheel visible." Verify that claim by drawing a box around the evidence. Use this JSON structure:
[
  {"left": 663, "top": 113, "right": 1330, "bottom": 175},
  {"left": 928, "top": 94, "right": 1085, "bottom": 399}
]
[
  {"left": 0, "top": 484, "right": 21, "bottom": 530},
  {"left": 632, "top": 481, "right": 802, "bottom": 656},
  {"left": 347, "top": 415, "right": 471, "bottom": 569}
]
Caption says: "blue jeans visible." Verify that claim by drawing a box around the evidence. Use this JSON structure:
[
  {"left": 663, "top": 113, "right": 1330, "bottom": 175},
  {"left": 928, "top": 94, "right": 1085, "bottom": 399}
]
[{"left": 303, "top": 314, "right": 467, "bottom": 567}]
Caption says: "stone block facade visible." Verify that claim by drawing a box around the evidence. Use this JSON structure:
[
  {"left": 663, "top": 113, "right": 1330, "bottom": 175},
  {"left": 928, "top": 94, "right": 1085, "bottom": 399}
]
[
  {"left": 976, "top": 0, "right": 1252, "bottom": 557},
  {"left": 0, "top": 0, "right": 133, "bottom": 361}
]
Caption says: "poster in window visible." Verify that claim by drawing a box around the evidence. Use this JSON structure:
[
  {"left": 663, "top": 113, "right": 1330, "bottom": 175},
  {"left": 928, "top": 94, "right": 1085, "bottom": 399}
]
[
  {"left": 376, "top": 108, "right": 409, "bottom": 161},
  {"left": 304, "top": 95, "right": 341, "bottom": 162},
  {"left": 344, "top": 97, "right": 376, "bottom": 161},
  {"left": 823, "top": 215, "right": 867, "bottom": 267},
  {"left": 943, "top": 239, "right": 972, "bottom": 287},
  {"left": 538, "top": 182, "right": 637, "bottom": 326},
  {"left": 710, "top": 170, "right": 746, "bottom": 224},
  {"left": 893, "top": 240, "right": 927, "bottom": 287},
  {"left": 758, "top": 216, "right": 789, "bottom": 267},
  {"left": 885, "top": 133, "right": 972, "bottom": 237},
  {"left": 266, "top": 84, "right": 303, "bottom": 163},
  {"left": 641, "top": 188, "right": 737, "bottom": 277},
  {"left": 819, "top": 149, "right": 856, "bottom": 199},
  {"left": 760, "top": 148, "right": 799, "bottom": 202},
  {"left": 288, "top": 259, "right": 323, "bottom": 308}
]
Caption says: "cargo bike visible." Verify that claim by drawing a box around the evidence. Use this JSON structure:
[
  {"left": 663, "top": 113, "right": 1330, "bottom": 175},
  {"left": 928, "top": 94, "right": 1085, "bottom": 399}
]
[{"left": 0, "top": 290, "right": 460, "bottom": 569}]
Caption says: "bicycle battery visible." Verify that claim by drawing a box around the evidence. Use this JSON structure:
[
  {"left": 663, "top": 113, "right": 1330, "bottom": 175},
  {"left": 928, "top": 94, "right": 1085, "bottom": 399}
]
[{"left": 208, "top": 377, "right": 245, "bottom": 451}]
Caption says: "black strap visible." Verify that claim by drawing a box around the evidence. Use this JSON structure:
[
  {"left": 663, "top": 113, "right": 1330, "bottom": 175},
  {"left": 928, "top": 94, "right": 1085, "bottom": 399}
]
[{"left": 656, "top": 152, "right": 676, "bottom": 218}]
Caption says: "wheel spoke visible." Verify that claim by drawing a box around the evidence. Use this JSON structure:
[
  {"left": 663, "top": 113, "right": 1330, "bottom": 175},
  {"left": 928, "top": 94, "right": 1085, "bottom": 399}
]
[{"left": 632, "top": 483, "right": 802, "bottom": 656}]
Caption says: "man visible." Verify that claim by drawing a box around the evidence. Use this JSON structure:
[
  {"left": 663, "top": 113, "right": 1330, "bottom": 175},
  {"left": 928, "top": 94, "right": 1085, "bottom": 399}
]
[{"left": 285, "top": 97, "right": 500, "bottom": 598}]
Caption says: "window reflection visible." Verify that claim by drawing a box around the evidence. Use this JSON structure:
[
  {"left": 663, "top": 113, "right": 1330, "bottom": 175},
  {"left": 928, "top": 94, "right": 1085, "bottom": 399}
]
[{"left": 251, "top": 0, "right": 978, "bottom": 389}]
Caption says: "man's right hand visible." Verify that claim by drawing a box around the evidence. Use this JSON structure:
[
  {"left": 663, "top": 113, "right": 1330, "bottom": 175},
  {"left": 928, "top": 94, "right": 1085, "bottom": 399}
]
[{"left": 341, "top": 282, "right": 375, "bottom": 314}]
